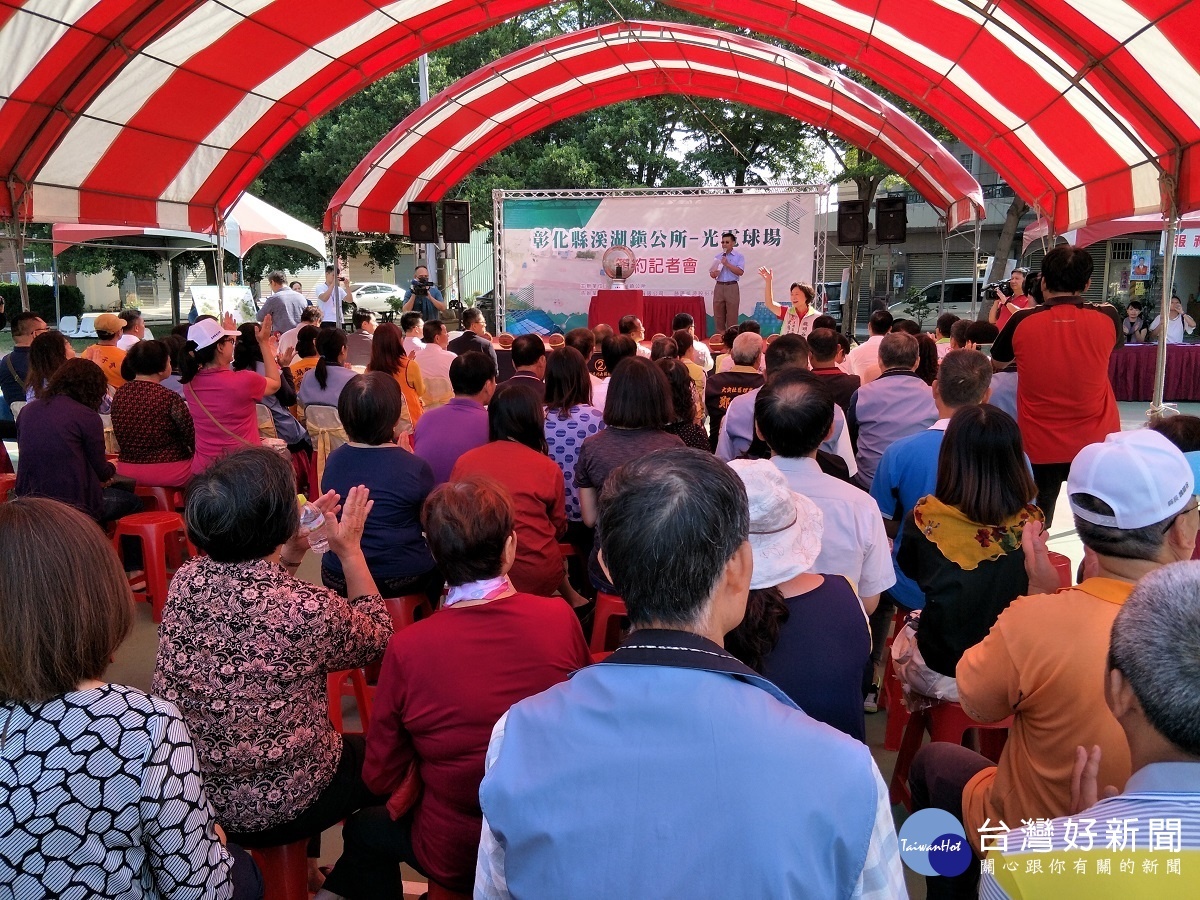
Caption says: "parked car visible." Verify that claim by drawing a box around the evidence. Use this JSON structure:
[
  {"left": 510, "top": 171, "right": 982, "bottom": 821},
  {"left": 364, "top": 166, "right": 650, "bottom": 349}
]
[
  {"left": 889, "top": 278, "right": 984, "bottom": 324},
  {"left": 350, "top": 282, "right": 405, "bottom": 315}
]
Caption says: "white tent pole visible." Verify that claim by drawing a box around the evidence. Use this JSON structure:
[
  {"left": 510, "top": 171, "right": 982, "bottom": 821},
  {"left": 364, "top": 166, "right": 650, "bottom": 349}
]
[
  {"left": 1151, "top": 213, "right": 1179, "bottom": 419},
  {"left": 938, "top": 217, "right": 948, "bottom": 316},
  {"left": 216, "top": 216, "right": 226, "bottom": 318},
  {"left": 970, "top": 218, "right": 981, "bottom": 320}
]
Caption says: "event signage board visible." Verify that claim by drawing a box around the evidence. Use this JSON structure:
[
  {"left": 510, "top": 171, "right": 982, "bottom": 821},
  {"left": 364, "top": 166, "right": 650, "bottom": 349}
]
[{"left": 498, "top": 192, "right": 818, "bottom": 326}]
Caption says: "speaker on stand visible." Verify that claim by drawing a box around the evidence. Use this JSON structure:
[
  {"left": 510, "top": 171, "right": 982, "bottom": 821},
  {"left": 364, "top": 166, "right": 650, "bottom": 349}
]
[
  {"left": 875, "top": 197, "right": 908, "bottom": 244},
  {"left": 406, "top": 202, "right": 438, "bottom": 242},
  {"left": 837, "top": 200, "right": 868, "bottom": 245},
  {"left": 441, "top": 200, "right": 472, "bottom": 243}
]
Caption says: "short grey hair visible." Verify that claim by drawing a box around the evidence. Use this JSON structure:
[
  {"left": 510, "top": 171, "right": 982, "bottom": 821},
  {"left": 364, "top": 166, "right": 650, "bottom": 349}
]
[
  {"left": 1072, "top": 493, "right": 1170, "bottom": 561},
  {"left": 1109, "top": 561, "right": 1200, "bottom": 755},
  {"left": 878, "top": 331, "right": 918, "bottom": 370},
  {"left": 731, "top": 332, "right": 764, "bottom": 366}
]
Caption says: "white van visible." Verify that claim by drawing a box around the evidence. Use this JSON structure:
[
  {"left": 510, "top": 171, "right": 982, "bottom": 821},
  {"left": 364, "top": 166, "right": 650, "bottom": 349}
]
[{"left": 889, "top": 278, "right": 983, "bottom": 323}]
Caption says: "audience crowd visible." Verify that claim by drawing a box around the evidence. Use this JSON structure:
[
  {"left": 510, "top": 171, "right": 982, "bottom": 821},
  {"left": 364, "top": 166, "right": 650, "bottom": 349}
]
[{"left": 5, "top": 244, "right": 1199, "bottom": 900}]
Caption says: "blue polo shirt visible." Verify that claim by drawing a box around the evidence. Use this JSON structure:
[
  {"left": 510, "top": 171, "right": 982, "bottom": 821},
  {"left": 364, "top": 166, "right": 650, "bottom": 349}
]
[{"left": 869, "top": 424, "right": 947, "bottom": 610}]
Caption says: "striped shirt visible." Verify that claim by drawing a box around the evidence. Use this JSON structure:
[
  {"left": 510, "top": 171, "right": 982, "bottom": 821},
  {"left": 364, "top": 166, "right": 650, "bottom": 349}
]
[{"left": 980, "top": 762, "right": 1200, "bottom": 898}]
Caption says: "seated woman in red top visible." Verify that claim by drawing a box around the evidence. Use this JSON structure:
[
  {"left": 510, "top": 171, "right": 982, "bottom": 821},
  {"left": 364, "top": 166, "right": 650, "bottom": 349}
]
[
  {"left": 111, "top": 339, "right": 195, "bottom": 488},
  {"left": 317, "top": 476, "right": 591, "bottom": 898},
  {"left": 450, "top": 380, "right": 586, "bottom": 606}
]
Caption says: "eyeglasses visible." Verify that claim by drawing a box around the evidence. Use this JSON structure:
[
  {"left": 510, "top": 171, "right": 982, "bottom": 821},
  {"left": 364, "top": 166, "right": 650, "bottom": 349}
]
[{"left": 1163, "top": 499, "right": 1200, "bottom": 533}]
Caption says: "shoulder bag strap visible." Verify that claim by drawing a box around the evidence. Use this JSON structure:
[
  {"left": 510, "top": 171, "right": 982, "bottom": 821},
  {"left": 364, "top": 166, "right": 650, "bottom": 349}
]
[{"left": 185, "top": 380, "right": 255, "bottom": 446}]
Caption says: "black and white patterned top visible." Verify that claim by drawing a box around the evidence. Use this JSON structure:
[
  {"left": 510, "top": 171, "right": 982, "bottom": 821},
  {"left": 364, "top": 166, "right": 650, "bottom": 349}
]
[{"left": 0, "top": 683, "right": 233, "bottom": 899}]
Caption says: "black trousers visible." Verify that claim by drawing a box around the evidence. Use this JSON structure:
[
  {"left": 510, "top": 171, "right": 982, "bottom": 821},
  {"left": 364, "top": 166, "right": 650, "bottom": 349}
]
[
  {"left": 1031, "top": 462, "right": 1072, "bottom": 526},
  {"left": 909, "top": 741, "right": 996, "bottom": 900},
  {"left": 224, "top": 735, "right": 387, "bottom": 859},
  {"left": 322, "top": 563, "right": 443, "bottom": 608},
  {"left": 321, "top": 805, "right": 426, "bottom": 900}
]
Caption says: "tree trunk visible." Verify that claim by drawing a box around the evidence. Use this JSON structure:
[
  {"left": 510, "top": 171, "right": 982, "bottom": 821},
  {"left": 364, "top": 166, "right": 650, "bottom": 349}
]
[
  {"left": 985, "top": 196, "right": 1029, "bottom": 284},
  {"left": 201, "top": 252, "right": 216, "bottom": 285}
]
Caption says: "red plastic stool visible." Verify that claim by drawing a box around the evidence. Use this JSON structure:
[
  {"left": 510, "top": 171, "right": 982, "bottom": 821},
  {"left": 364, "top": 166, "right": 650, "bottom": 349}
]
[
  {"left": 328, "top": 668, "right": 373, "bottom": 735},
  {"left": 590, "top": 592, "right": 627, "bottom": 653},
  {"left": 134, "top": 484, "right": 184, "bottom": 513},
  {"left": 384, "top": 594, "right": 434, "bottom": 632},
  {"left": 427, "top": 883, "right": 471, "bottom": 900},
  {"left": 881, "top": 611, "right": 910, "bottom": 751},
  {"left": 889, "top": 701, "right": 1013, "bottom": 811},
  {"left": 248, "top": 838, "right": 309, "bottom": 900},
  {"left": 111, "top": 511, "right": 189, "bottom": 622},
  {"left": 0, "top": 472, "right": 15, "bottom": 503}
]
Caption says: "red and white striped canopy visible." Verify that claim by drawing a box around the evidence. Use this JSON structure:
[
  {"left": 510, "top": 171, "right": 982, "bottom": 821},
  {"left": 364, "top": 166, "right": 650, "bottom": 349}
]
[
  {"left": 326, "top": 21, "right": 985, "bottom": 233},
  {"left": 1, "top": 1, "right": 1198, "bottom": 232}
]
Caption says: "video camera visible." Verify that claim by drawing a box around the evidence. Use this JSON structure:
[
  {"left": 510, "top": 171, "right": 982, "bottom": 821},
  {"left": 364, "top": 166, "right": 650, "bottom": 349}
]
[
  {"left": 410, "top": 276, "right": 432, "bottom": 298},
  {"left": 982, "top": 281, "right": 1013, "bottom": 301}
]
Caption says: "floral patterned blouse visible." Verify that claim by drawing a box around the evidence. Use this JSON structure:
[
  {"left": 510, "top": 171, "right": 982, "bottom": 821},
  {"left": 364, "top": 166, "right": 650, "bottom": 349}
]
[
  {"left": 544, "top": 404, "right": 605, "bottom": 521},
  {"left": 153, "top": 557, "right": 391, "bottom": 832}
]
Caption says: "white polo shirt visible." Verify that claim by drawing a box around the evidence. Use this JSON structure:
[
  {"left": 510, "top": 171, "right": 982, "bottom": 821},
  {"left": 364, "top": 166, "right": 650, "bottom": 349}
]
[{"left": 770, "top": 455, "right": 895, "bottom": 599}]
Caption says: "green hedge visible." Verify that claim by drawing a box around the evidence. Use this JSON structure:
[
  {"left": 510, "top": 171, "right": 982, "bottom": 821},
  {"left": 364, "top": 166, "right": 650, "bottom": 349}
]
[{"left": 0, "top": 283, "right": 86, "bottom": 325}]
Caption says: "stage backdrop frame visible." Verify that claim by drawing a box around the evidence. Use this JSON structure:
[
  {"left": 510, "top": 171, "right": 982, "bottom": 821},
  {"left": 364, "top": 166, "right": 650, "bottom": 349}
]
[{"left": 492, "top": 185, "right": 830, "bottom": 334}]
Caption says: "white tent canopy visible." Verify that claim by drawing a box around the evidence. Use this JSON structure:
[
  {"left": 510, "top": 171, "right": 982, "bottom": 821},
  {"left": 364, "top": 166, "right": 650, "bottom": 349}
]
[{"left": 51, "top": 193, "right": 326, "bottom": 262}]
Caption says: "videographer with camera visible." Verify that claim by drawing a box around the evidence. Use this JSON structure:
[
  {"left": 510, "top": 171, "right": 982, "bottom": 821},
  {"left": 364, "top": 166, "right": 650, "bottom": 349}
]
[
  {"left": 402, "top": 264, "right": 446, "bottom": 322},
  {"left": 987, "top": 266, "right": 1031, "bottom": 330},
  {"left": 317, "top": 264, "right": 350, "bottom": 329}
]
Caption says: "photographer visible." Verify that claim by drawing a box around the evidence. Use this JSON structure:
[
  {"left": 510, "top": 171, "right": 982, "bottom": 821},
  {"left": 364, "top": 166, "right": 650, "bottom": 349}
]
[
  {"left": 987, "top": 266, "right": 1030, "bottom": 329},
  {"left": 402, "top": 264, "right": 446, "bottom": 321},
  {"left": 317, "top": 264, "right": 350, "bottom": 328}
]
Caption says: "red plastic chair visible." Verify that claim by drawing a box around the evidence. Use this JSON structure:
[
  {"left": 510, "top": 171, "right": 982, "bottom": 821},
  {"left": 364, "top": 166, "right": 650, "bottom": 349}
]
[
  {"left": 248, "top": 839, "right": 309, "bottom": 900},
  {"left": 889, "top": 701, "right": 1013, "bottom": 811},
  {"left": 384, "top": 594, "right": 434, "bottom": 632},
  {"left": 327, "top": 668, "right": 373, "bottom": 735},
  {"left": 880, "top": 610, "right": 909, "bottom": 752},
  {"left": 134, "top": 484, "right": 184, "bottom": 513},
  {"left": 589, "top": 592, "right": 627, "bottom": 654},
  {"left": 0, "top": 472, "right": 15, "bottom": 503},
  {"left": 111, "top": 511, "right": 189, "bottom": 621}
]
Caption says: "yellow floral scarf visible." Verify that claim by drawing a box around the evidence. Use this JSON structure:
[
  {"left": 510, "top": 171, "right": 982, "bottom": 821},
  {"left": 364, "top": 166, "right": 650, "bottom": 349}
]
[{"left": 912, "top": 496, "right": 1044, "bottom": 570}]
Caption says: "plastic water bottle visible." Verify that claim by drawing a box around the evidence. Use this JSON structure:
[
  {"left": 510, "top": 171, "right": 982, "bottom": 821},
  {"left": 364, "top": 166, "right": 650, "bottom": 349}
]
[{"left": 297, "top": 494, "right": 330, "bottom": 553}]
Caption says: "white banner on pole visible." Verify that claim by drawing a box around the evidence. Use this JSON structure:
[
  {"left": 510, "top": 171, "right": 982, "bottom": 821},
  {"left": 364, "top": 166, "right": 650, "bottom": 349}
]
[{"left": 498, "top": 192, "right": 818, "bottom": 329}]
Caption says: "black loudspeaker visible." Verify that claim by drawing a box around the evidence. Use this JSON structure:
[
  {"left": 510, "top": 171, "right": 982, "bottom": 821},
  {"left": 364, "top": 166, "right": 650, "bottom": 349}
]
[
  {"left": 875, "top": 197, "right": 907, "bottom": 244},
  {"left": 837, "top": 200, "right": 867, "bottom": 245},
  {"left": 441, "top": 200, "right": 472, "bottom": 243},
  {"left": 407, "top": 202, "right": 437, "bottom": 241}
]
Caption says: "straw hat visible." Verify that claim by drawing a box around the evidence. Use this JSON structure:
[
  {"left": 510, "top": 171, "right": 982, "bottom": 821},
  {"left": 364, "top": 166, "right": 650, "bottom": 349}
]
[{"left": 728, "top": 458, "right": 823, "bottom": 589}]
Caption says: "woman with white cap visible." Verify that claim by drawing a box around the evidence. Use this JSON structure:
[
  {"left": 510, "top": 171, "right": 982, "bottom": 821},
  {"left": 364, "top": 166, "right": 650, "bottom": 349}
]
[
  {"left": 724, "top": 457, "right": 872, "bottom": 742},
  {"left": 180, "top": 313, "right": 281, "bottom": 474}
]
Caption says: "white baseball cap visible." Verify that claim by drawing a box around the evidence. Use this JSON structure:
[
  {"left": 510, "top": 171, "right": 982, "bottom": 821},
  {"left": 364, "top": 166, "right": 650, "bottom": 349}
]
[
  {"left": 1068, "top": 429, "right": 1194, "bottom": 529},
  {"left": 187, "top": 318, "right": 240, "bottom": 351}
]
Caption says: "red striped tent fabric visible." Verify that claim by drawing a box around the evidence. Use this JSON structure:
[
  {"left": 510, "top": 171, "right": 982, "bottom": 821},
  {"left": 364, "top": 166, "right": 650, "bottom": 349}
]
[{"left": 325, "top": 21, "right": 986, "bottom": 233}]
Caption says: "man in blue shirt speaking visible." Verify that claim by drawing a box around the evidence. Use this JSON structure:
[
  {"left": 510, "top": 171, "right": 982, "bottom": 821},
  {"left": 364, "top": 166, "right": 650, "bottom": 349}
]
[{"left": 709, "top": 230, "right": 745, "bottom": 333}]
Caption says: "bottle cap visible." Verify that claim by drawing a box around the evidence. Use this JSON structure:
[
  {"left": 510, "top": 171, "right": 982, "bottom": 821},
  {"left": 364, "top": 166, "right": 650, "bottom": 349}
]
[{"left": 297, "top": 493, "right": 308, "bottom": 505}]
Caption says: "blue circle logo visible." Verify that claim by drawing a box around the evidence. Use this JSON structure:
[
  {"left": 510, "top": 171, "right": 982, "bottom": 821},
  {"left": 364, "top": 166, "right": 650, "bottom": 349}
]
[{"left": 898, "top": 809, "right": 972, "bottom": 876}]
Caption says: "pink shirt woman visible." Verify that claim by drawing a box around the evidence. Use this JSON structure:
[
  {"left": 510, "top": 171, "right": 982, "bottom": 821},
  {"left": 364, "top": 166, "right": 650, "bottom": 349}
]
[{"left": 180, "top": 315, "right": 281, "bottom": 473}]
